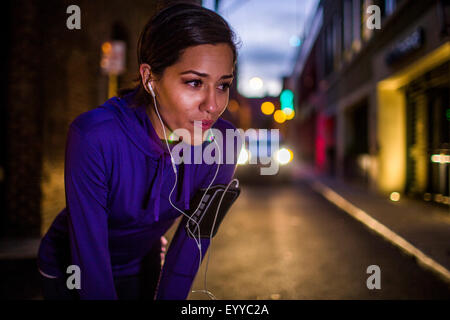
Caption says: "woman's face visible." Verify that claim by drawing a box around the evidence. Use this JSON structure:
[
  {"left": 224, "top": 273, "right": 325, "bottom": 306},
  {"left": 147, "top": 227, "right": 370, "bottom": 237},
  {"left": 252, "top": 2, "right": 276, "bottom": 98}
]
[{"left": 142, "top": 43, "right": 234, "bottom": 145}]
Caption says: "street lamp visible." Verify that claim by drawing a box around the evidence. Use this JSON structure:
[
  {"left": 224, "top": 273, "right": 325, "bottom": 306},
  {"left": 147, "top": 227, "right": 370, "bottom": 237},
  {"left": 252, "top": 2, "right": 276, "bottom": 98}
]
[{"left": 249, "top": 77, "right": 263, "bottom": 90}]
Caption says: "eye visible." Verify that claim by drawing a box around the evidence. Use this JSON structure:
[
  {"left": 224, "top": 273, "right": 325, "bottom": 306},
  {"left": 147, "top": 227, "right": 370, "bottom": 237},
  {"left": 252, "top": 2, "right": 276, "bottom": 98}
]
[
  {"left": 185, "top": 79, "right": 202, "bottom": 88},
  {"left": 218, "top": 82, "right": 231, "bottom": 91}
]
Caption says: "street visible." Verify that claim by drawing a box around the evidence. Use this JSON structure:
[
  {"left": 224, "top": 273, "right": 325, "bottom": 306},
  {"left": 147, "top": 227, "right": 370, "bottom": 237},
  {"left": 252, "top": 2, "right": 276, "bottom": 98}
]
[
  {"left": 188, "top": 181, "right": 450, "bottom": 300},
  {"left": 2, "top": 0, "right": 450, "bottom": 305}
]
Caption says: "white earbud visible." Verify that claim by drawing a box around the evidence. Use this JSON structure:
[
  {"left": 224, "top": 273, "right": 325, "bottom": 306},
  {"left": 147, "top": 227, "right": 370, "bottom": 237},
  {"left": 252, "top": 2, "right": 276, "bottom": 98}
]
[
  {"left": 148, "top": 81, "right": 156, "bottom": 98},
  {"left": 146, "top": 73, "right": 231, "bottom": 300}
]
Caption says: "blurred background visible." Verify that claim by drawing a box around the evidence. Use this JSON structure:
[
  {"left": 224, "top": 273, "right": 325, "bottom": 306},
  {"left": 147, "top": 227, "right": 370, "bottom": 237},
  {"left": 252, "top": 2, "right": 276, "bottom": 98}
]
[{"left": 1, "top": 0, "right": 449, "bottom": 300}]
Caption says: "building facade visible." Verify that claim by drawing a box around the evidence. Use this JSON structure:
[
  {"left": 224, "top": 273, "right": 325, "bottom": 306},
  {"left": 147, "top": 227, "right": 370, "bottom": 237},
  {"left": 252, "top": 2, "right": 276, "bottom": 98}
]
[
  {"left": 1, "top": 0, "right": 202, "bottom": 238},
  {"left": 289, "top": 0, "right": 450, "bottom": 205}
]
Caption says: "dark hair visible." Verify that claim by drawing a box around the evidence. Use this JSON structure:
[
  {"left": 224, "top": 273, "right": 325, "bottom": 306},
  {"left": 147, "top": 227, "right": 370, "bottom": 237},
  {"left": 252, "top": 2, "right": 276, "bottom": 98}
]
[{"left": 119, "top": 2, "right": 241, "bottom": 107}]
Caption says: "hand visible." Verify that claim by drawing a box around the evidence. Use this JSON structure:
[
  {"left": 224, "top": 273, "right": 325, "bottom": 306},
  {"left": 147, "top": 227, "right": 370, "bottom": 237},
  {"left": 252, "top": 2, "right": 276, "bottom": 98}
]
[{"left": 160, "top": 236, "right": 168, "bottom": 266}]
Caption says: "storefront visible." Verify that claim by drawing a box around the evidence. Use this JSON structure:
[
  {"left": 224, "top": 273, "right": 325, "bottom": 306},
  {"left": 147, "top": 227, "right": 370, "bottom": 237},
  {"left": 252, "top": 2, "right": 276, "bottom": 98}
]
[
  {"left": 376, "top": 36, "right": 450, "bottom": 205},
  {"left": 405, "top": 61, "right": 449, "bottom": 204}
]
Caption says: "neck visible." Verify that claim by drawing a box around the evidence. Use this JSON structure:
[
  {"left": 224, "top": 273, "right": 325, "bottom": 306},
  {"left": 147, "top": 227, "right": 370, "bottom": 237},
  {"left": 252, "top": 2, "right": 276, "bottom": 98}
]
[{"left": 145, "top": 105, "right": 172, "bottom": 140}]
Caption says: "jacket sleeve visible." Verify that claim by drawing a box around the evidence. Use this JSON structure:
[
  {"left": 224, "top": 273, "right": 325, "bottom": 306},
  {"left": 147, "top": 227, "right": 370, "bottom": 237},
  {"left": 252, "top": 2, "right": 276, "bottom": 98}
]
[
  {"left": 64, "top": 124, "right": 117, "bottom": 300},
  {"left": 155, "top": 140, "right": 240, "bottom": 300},
  {"left": 155, "top": 222, "right": 210, "bottom": 300}
]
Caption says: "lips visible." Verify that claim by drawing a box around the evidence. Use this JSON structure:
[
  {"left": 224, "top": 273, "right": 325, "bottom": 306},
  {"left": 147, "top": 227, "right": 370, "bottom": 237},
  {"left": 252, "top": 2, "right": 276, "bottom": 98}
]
[
  {"left": 192, "top": 119, "right": 213, "bottom": 129},
  {"left": 201, "top": 120, "right": 213, "bottom": 129}
]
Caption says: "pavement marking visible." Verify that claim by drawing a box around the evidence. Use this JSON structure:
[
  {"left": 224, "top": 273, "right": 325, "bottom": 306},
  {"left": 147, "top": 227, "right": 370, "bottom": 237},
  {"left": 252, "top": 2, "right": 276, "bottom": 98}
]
[{"left": 311, "top": 181, "right": 450, "bottom": 286}]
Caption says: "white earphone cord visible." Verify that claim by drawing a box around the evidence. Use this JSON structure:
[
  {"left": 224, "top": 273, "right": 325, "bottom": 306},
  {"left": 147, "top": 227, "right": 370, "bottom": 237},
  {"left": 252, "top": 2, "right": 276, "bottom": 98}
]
[{"left": 149, "top": 83, "right": 238, "bottom": 300}]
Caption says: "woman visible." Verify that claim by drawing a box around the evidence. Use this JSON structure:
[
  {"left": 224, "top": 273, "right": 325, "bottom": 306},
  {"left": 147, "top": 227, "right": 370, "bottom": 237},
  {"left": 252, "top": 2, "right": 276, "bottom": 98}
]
[{"left": 37, "top": 3, "right": 241, "bottom": 300}]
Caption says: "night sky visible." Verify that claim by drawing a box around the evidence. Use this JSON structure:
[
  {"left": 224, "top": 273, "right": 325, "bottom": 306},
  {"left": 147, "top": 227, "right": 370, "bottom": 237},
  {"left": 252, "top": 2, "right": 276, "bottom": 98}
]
[{"left": 203, "top": 0, "right": 318, "bottom": 97}]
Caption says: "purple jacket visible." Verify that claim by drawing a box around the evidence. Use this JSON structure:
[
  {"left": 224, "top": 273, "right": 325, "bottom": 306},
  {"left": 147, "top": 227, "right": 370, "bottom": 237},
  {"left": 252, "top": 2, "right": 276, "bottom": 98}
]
[{"left": 37, "top": 89, "right": 241, "bottom": 299}]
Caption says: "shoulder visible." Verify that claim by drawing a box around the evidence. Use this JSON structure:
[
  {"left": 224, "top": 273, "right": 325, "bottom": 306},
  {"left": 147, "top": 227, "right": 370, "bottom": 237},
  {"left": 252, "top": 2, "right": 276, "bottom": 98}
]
[
  {"left": 70, "top": 106, "right": 116, "bottom": 135},
  {"left": 68, "top": 105, "right": 117, "bottom": 148}
]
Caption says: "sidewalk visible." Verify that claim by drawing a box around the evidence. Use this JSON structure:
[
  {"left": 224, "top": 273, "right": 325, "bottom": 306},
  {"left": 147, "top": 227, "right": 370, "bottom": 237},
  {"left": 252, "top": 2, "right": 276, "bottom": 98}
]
[
  {"left": 0, "top": 237, "right": 41, "bottom": 260},
  {"left": 298, "top": 171, "right": 450, "bottom": 286},
  {"left": 0, "top": 237, "right": 42, "bottom": 299}
]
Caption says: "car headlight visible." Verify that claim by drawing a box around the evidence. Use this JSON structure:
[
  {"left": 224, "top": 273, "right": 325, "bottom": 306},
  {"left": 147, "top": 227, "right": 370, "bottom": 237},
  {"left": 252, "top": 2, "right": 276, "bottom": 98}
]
[
  {"left": 276, "top": 148, "right": 293, "bottom": 165},
  {"left": 237, "top": 148, "right": 251, "bottom": 165}
]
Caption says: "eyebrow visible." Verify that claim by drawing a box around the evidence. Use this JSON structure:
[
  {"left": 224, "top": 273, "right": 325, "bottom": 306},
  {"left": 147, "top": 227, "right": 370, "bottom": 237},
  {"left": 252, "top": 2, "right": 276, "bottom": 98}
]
[{"left": 179, "top": 70, "right": 234, "bottom": 80}]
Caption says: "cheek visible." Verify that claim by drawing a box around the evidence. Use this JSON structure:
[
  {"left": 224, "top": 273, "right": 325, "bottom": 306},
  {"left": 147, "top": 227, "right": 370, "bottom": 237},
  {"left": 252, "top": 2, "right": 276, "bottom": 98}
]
[
  {"left": 163, "top": 87, "right": 193, "bottom": 112},
  {"left": 217, "top": 95, "right": 229, "bottom": 114},
  {"left": 168, "top": 94, "right": 199, "bottom": 125},
  {"left": 175, "top": 95, "right": 199, "bottom": 115}
]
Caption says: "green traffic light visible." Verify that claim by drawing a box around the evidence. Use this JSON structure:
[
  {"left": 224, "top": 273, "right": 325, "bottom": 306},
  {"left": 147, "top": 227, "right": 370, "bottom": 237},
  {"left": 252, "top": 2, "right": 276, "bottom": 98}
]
[{"left": 280, "top": 89, "right": 294, "bottom": 109}]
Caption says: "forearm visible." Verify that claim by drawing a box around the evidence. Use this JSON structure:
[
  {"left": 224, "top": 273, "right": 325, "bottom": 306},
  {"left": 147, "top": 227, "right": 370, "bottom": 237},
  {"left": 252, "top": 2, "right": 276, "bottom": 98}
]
[{"left": 155, "top": 221, "right": 210, "bottom": 300}]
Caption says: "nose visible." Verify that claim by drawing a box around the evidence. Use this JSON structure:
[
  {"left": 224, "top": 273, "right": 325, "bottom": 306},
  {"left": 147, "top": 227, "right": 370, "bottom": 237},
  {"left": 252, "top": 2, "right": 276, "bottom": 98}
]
[{"left": 200, "top": 87, "right": 220, "bottom": 114}]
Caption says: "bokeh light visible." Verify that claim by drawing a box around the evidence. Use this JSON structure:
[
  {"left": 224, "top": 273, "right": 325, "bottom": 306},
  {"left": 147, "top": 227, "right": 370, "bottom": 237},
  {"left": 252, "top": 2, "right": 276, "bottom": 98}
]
[
  {"left": 289, "top": 35, "right": 302, "bottom": 47},
  {"left": 283, "top": 108, "right": 295, "bottom": 120},
  {"left": 249, "top": 77, "right": 263, "bottom": 90},
  {"left": 228, "top": 99, "right": 240, "bottom": 113},
  {"left": 390, "top": 192, "right": 401, "bottom": 202},
  {"left": 102, "top": 42, "right": 112, "bottom": 54},
  {"left": 237, "top": 148, "right": 250, "bottom": 165},
  {"left": 276, "top": 148, "right": 293, "bottom": 165},
  {"left": 261, "top": 101, "right": 275, "bottom": 115},
  {"left": 274, "top": 110, "right": 287, "bottom": 123}
]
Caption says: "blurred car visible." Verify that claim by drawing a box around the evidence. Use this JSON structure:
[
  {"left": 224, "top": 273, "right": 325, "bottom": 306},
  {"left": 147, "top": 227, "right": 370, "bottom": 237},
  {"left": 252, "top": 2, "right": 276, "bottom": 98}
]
[{"left": 235, "top": 130, "right": 295, "bottom": 184}]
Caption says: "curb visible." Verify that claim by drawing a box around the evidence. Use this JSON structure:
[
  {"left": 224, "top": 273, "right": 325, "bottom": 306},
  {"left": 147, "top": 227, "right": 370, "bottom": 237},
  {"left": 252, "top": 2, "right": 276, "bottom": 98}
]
[{"left": 310, "top": 180, "right": 450, "bottom": 286}]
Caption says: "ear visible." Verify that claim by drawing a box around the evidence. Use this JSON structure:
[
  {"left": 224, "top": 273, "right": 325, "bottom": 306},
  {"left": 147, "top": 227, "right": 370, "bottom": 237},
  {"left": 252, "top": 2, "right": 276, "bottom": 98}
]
[{"left": 139, "top": 63, "right": 152, "bottom": 92}]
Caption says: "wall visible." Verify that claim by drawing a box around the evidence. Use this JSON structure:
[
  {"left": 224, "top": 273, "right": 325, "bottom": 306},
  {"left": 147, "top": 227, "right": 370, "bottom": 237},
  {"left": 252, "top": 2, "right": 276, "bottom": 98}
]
[{"left": 4, "top": 0, "right": 202, "bottom": 237}]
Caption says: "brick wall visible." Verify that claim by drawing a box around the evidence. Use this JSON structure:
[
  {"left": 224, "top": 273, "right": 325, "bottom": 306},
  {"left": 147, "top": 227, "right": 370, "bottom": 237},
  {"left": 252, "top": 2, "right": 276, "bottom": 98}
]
[{"left": 4, "top": 0, "right": 201, "bottom": 237}]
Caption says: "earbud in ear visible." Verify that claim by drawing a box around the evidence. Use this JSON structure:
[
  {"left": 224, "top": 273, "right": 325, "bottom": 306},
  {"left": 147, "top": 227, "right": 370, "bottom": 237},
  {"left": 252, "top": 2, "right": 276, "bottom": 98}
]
[{"left": 147, "top": 81, "right": 156, "bottom": 98}]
